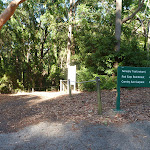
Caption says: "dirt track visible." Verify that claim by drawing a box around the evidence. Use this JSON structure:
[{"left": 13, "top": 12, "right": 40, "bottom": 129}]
[{"left": 0, "top": 88, "right": 150, "bottom": 133}]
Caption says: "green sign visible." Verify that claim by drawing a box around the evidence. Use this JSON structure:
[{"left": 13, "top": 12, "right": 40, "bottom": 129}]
[{"left": 116, "top": 66, "right": 150, "bottom": 110}]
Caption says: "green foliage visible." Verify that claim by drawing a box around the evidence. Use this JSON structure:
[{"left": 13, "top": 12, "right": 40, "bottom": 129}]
[
  {"left": 0, "top": 86, "right": 11, "bottom": 94},
  {"left": 0, "top": 75, "right": 12, "bottom": 94},
  {"left": 46, "top": 64, "right": 61, "bottom": 89},
  {"left": 77, "top": 67, "right": 96, "bottom": 91},
  {"left": 73, "top": 1, "right": 116, "bottom": 75},
  {"left": 98, "top": 75, "right": 117, "bottom": 90},
  {"left": 0, "top": 57, "right": 4, "bottom": 78},
  {"left": 0, "top": 0, "right": 149, "bottom": 92},
  {"left": 77, "top": 67, "right": 117, "bottom": 91},
  {"left": 0, "top": 75, "right": 24, "bottom": 93},
  {"left": 118, "top": 38, "right": 148, "bottom": 67},
  {"left": 73, "top": 24, "right": 116, "bottom": 75}
]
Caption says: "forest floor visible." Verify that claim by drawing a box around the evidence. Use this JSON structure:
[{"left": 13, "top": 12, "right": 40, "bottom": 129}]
[{"left": 0, "top": 87, "right": 150, "bottom": 133}]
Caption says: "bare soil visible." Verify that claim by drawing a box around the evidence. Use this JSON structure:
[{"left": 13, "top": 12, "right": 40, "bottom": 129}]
[{"left": 0, "top": 88, "right": 150, "bottom": 133}]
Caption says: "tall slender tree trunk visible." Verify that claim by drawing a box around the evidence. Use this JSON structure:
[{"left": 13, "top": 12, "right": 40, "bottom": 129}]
[
  {"left": 72, "top": 0, "right": 76, "bottom": 56},
  {"left": 115, "top": 0, "right": 122, "bottom": 52},
  {"left": 147, "top": 21, "right": 150, "bottom": 61},
  {"left": 67, "top": 24, "right": 72, "bottom": 67},
  {"left": 115, "top": 0, "right": 144, "bottom": 52},
  {"left": 67, "top": 0, "right": 73, "bottom": 67}
]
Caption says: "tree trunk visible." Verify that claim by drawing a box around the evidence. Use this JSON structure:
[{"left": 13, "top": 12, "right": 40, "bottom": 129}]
[
  {"left": 115, "top": 0, "right": 122, "bottom": 52},
  {"left": 40, "top": 28, "right": 48, "bottom": 59},
  {"left": 147, "top": 21, "right": 150, "bottom": 61},
  {"left": 72, "top": 0, "right": 76, "bottom": 56},
  {"left": 66, "top": 0, "right": 73, "bottom": 67},
  {"left": 67, "top": 24, "right": 72, "bottom": 67},
  {"left": 115, "top": 0, "right": 144, "bottom": 52},
  {"left": 0, "top": 0, "right": 26, "bottom": 30}
]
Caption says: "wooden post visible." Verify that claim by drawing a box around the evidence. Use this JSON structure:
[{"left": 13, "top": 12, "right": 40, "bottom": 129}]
[
  {"left": 63, "top": 82, "right": 65, "bottom": 91},
  {"left": 74, "top": 81, "right": 76, "bottom": 92},
  {"left": 96, "top": 77, "right": 102, "bottom": 115},
  {"left": 68, "top": 79, "right": 71, "bottom": 97},
  {"left": 60, "top": 80, "right": 62, "bottom": 92}
]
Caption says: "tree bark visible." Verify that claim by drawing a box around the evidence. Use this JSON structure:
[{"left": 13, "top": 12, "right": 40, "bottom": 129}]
[
  {"left": 115, "top": 0, "right": 144, "bottom": 52},
  {"left": 66, "top": 0, "right": 73, "bottom": 67},
  {"left": 147, "top": 21, "right": 150, "bottom": 61},
  {"left": 0, "top": 0, "right": 26, "bottom": 30},
  {"left": 115, "top": 0, "right": 122, "bottom": 52},
  {"left": 41, "top": 28, "right": 48, "bottom": 59},
  {"left": 66, "top": 0, "right": 77, "bottom": 67}
]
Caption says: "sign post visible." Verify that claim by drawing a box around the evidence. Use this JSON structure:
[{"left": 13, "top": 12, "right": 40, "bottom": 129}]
[
  {"left": 96, "top": 77, "right": 102, "bottom": 115},
  {"left": 116, "top": 66, "right": 150, "bottom": 110}
]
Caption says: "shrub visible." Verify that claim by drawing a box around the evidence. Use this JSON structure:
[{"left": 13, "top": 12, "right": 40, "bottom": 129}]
[
  {"left": 0, "top": 86, "right": 11, "bottom": 94},
  {"left": 0, "top": 75, "right": 12, "bottom": 94},
  {"left": 99, "top": 75, "right": 117, "bottom": 90},
  {"left": 77, "top": 67, "right": 95, "bottom": 91},
  {"left": 76, "top": 67, "right": 117, "bottom": 91}
]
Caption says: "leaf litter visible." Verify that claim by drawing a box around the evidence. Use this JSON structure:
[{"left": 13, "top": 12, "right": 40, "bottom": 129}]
[{"left": 0, "top": 87, "right": 150, "bottom": 133}]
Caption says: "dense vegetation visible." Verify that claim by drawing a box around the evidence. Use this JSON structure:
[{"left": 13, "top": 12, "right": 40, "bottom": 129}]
[{"left": 0, "top": 0, "right": 150, "bottom": 93}]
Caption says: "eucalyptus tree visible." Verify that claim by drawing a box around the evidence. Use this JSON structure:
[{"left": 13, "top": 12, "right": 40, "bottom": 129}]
[
  {"left": 115, "top": 0, "right": 145, "bottom": 52},
  {"left": 73, "top": 0, "right": 116, "bottom": 74},
  {"left": 66, "top": 0, "right": 80, "bottom": 67},
  {"left": 115, "top": 0, "right": 150, "bottom": 68},
  {"left": 0, "top": 0, "right": 27, "bottom": 30}
]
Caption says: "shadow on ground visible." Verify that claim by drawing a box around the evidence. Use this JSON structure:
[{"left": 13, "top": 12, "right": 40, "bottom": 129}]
[
  {"left": 0, "top": 120, "right": 150, "bottom": 150},
  {"left": 0, "top": 87, "right": 150, "bottom": 134}
]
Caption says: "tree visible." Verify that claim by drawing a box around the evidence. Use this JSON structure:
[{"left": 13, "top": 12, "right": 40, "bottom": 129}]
[
  {"left": 1, "top": 0, "right": 150, "bottom": 93},
  {"left": 115, "top": 0, "right": 144, "bottom": 52},
  {"left": 66, "top": 0, "right": 80, "bottom": 67},
  {"left": 115, "top": 0, "right": 122, "bottom": 52},
  {"left": 66, "top": 0, "right": 73, "bottom": 67},
  {"left": 0, "top": 0, "right": 26, "bottom": 30}
]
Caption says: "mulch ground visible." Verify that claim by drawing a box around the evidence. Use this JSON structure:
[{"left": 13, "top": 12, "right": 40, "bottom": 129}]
[{"left": 0, "top": 88, "right": 150, "bottom": 133}]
